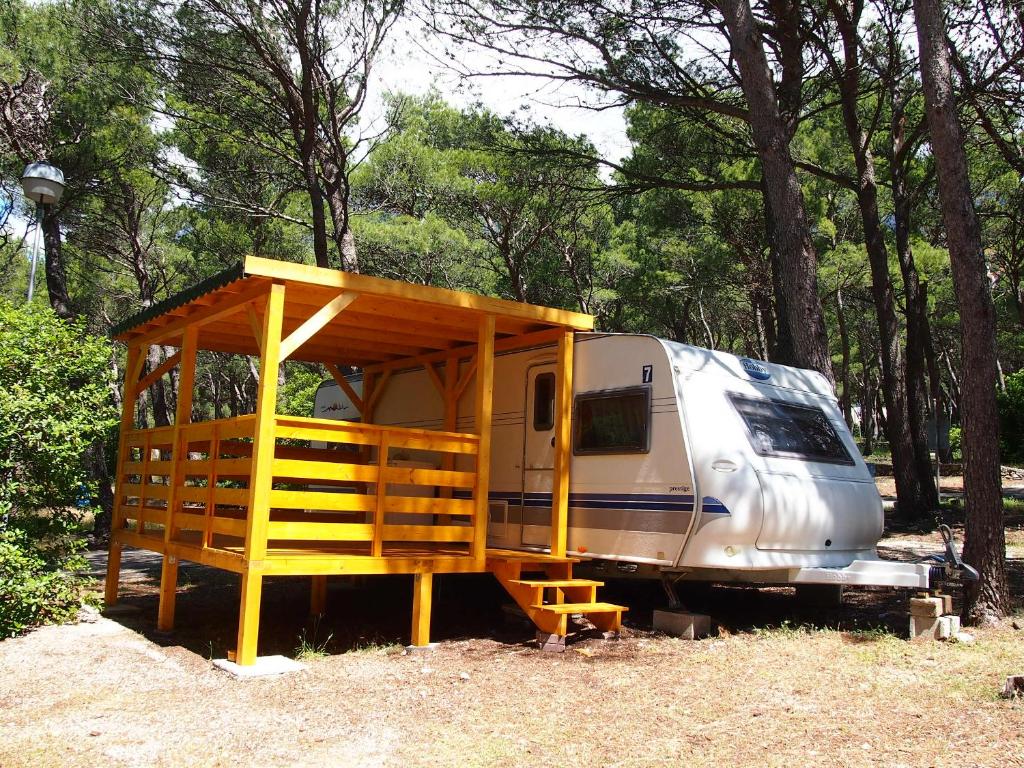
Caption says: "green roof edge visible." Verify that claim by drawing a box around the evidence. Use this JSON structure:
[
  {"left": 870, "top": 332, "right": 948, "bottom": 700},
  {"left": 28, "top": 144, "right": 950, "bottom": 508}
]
[{"left": 109, "top": 262, "right": 247, "bottom": 339}]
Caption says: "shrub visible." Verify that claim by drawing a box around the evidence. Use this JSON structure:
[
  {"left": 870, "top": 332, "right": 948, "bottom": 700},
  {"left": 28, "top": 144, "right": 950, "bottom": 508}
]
[
  {"left": 998, "top": 371, "right": 1024, "bottom": 465},
  {"left": 948, "top": 426, "right": 962, "bottom": 462},
  {"left": 0, "top": 301, "right": 116, "bottom": 638}
]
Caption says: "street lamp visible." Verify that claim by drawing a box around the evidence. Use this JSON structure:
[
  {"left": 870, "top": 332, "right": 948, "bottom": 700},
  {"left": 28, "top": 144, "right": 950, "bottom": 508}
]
[{"left": 20, "top": 162, "right": 65, "bottom": 303}]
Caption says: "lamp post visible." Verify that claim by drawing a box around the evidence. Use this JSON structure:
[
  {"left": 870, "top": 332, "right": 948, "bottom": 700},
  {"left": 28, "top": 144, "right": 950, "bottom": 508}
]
[{"left": 20, "top": 162, "right": 65, "bottom": 303}]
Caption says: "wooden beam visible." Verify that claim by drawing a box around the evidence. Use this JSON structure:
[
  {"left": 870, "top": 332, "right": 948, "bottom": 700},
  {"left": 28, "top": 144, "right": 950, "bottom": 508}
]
[
  {"left": 157, "top": 325, "right": 199, "bottom": 631},
  {"left": 550, "top": 330, "right": 574, "bottom": 559},
  {"left": 279, "top": 290, "right": 358, "bottom": 361},
  {"left": 237, "top": 282, "right": 285, "bottom": 666},
  {"left": 364, "top": 369, "right": 392, "bottom": 417},
  {"left": 243, "top": 255, "right": 595, "bottom": 330},
  {"left": 325, "top": 363, "right": 364, "bottom": 415},
  {"left": 424, "top": 361, "right": 445, "bottom": 398},
  {"left": 310, "top": 575, "right": 327, "bottom": 616},
  {"left": 120, "top": 279, "right": 271, "bottom": 346},
  {"left": 245, "top": 302, "right": 263, "bottom": 355},
  {"left": 410, "top": 572, "right": 433, "bottom": 647},
  {"left": 472, "top": 315, "right": 495, "bottom": 563},
  {"left": 134, "top": 350, "right": 182, "bottom": 398},
  {"left": 454, "top": 360, "right": 477, "bottom": 403},
  {"left": 105, "top": 343, "right": 145, "bottom": 606}
]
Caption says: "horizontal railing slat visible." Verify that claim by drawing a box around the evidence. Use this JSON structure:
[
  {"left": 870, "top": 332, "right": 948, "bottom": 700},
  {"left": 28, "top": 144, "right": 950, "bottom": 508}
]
[{"left": 269, "top": 489, "right": 375, "bottom": 512}]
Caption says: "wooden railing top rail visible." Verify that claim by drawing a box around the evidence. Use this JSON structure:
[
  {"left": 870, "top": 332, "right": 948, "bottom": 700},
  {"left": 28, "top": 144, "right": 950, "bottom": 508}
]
[{"left": 273, "top": 414, "right": 480, "bottom": 445}]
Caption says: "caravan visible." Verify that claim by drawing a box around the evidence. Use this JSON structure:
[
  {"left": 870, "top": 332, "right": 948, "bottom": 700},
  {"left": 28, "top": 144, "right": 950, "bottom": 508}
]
[{"left": 313, "top": 332, "right": 962, "bottom": 590}]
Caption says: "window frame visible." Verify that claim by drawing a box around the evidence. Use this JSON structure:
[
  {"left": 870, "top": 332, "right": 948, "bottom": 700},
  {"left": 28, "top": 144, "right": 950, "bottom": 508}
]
[
  {"left": 727, "top": 391, "right": 855, "bottom": 466},
  {"left": 532, "top": 371, "right": 556, "bottom": 432},
  {"left": 572, "top": 385, "right": 653, "bottom": 456}
]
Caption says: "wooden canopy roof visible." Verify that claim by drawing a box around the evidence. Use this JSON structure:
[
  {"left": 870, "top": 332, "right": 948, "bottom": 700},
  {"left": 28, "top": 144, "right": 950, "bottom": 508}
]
[{"left": 111, "top": 256, "right": 594, "bottom": 370}]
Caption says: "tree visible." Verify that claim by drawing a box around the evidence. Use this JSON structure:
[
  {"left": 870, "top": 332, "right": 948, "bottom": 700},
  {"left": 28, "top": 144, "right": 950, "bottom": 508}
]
[
  {"left": 913, "top": 0, "right": 1008, "bottom": 623},
  {"left": 110, "top": 0, "right": 405, "bottom": 271},
  {"left": 430, "top": 0, "right": 835, "bottom": 380}
]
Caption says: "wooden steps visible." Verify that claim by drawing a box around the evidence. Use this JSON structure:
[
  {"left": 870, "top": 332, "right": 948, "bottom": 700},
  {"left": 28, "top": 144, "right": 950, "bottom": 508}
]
[
  {"left": 487, "top": 553, "right": 627, "bottom": 642},
  {"left": 529, "top": 601, "right": 624, "bottom": 615}
]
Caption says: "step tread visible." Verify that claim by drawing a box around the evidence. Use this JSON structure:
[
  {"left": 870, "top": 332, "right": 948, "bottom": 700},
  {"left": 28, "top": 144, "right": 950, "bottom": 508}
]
[
  {"left": 530, "top": 601, "right": 628, "bottom": 615},
  {"left": 508, "top": 579, "right": 604, "bottom": 588}
]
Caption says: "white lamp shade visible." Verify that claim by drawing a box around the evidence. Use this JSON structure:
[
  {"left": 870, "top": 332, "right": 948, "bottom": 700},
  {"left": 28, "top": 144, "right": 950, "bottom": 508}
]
[{"left": 20, "top": 162, "right": 65, "bottom": 205}]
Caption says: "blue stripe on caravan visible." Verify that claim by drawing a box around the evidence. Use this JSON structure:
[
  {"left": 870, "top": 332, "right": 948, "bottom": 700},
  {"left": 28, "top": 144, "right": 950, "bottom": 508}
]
[
  {"left": 453, "top": 489, "right": 698, "bottom": 512},
  {"left": 701, "top": 496, "right": 731, "bottom": 515}
]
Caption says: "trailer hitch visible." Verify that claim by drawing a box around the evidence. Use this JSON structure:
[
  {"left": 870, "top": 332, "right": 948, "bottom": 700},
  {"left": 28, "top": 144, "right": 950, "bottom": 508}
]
[{"left": 922, "top": 524, "right": 980, "bottom": 582}]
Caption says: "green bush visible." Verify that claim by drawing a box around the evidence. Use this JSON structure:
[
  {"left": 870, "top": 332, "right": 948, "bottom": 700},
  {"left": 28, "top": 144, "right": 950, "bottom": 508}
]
[
  {"left": 948, "top": 426, "right": 962, "bottom": 462},
  {"left": 998, "top": 371, "right": 1024, "bottom": 465},
  {"left": 0, "top": 301, "right": 116, "bottom": 638}
]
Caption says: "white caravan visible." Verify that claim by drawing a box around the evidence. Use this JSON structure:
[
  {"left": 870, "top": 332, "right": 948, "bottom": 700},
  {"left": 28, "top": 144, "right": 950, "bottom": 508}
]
[{"left": 313, "top": 333, "right": 968, "bottom": 590}]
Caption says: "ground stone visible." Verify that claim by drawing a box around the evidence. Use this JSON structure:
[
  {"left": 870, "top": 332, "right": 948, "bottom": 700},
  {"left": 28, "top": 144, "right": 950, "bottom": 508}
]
[{"left": 536, "top": 632, "right": 566, "bottom": 652}]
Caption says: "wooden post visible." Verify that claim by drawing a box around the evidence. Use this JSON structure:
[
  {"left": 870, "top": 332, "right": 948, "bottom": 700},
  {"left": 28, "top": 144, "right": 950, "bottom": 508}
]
[
  {"left": 550, "top": 330, "right": 574, "bottom": 558},
  {"left": 411, "top": 571, "right": 433, "bottom": 647},
  {"left": 310, "top": 575, "right": 327, "bottom": 616},
  {"left": 372, "top": 433, "right": 390, "bottom": 557},
  {"left": 472, "top": 315, "right": 495, "bottom": 564},
  {"left": 158, "top": 326, "right": 198, "bottom": 632},
  {"left": 105, "top": 344, "right": 145, "bottom": 607},
  {"left": 236, "top": 283, "right": 284, "bottom": 666}
]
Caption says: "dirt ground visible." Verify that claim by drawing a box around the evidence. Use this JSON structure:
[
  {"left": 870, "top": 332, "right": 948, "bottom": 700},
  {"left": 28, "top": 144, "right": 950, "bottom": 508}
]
[{"left": 2, "top": 502, "right": 1023, "bottom": 767}]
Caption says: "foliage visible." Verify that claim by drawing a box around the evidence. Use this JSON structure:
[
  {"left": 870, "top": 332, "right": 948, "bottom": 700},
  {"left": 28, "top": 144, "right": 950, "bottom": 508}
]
[
  {"left": 278, "top": 364, "right": 328, "bottom": 418},
  {"left": 0, "top": 301, "right": 114, "bottom": 636},
  {"left": 997, "top": 371, "right": 1024, "bottom": 464}
]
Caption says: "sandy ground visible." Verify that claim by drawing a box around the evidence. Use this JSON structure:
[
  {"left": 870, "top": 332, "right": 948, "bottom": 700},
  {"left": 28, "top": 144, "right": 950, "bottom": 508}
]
[{"left": 2, "top": 528, "right": 1023, "bottom": 768}]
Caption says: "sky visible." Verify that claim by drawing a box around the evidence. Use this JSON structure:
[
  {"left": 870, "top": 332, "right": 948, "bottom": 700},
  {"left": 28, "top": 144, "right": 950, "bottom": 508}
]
[{"left": 365, "top": 18, "right": 632, "bottom": 165}]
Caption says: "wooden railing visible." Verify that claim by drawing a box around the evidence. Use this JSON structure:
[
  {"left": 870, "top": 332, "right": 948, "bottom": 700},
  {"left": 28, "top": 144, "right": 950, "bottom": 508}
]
[{"left": 115, "top": 414, "right": 481, "bottom": 558}]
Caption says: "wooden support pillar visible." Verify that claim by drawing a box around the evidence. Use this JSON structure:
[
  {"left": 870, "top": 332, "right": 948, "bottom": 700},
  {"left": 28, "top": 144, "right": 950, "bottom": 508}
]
[
  {"left": 158, "top": 326, "right": 198, "bottom": 632},
  {"left": 310, "top": 575, "right": 327, "bottom": 616},
  {"left": 105, "top": 344, "right": 145, "bottom": 607},
  {"left": 237, "top": 283, "right": 284, "bottom": 666},
  {"left": 411, "top": 571, "right": 433, "bottom": 647},
  {"left": 472, "top": 315, "right": 495, "bottom": 564},
  {"left": 550, "top": 330, "right": 574, "bottom": 558}
]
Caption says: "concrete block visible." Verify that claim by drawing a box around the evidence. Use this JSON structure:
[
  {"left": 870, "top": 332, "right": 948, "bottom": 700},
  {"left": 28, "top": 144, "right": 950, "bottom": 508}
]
[
  {"left": 910, "top": 597, "right": 943, "bottom": 618},
  {"left": 212, "top": 655, "right": 306, "bottom": 679},
  {"left": 946, "top": 615, "right": 961, "bottom": 637},
  {"left": 936, "top": 592, "right": 954, "bottom": 615},
  {"left": 653, "top": 610, "right": 711, "bottom": 640},
  {"left": 910, "top": 614, "right": 942, "bottom": 641},
  {"left": 404, "top": 642, "right": 439, "bottom": 653},
  {"left": 936, "top": 616, "right": 953, "bottom": 641},
  {"left": 536, "top": 632, "right": 566, "bottom": 652}
]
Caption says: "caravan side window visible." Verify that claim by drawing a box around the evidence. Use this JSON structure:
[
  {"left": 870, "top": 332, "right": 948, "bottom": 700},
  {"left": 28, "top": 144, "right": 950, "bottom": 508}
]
[
  {"left": 533, "top": 372, "right": 556, "bottom": 431},
  {"left": 573, "top": 386, "right": 651, "bottom": 455},
  {"left": 728, "top": 393, "right": 854, "bottom": 465}
]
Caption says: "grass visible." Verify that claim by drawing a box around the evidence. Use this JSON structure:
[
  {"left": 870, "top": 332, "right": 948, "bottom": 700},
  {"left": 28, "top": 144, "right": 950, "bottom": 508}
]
[{"left": 294, "top": 614, "right": 333, "bottom": 661}]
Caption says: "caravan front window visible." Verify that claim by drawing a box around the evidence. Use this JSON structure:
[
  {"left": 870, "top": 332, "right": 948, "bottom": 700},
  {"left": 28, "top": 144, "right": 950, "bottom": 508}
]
[
  {"left": 728, "top": 393, "right": 854, "bottom": 465},
  {"left": 574, "top": 386, "right": 651, "bottom": 455}
]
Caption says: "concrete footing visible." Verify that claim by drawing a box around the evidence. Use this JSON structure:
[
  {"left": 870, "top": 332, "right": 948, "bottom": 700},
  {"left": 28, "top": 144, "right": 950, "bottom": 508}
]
[
  {"left": 404, "top": 642, "right": 440, "bottom": 653},
  {"left": 212, "top": 655, "right": 306, "bottom": 678},
  {"left": 653, "top": 610, "right": 711, "bottom": 640}
]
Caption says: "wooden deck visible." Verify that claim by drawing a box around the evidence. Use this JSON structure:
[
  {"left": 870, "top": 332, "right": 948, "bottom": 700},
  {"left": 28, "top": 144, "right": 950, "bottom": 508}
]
[{"left": 104, "top": 256, "right": 621, "bottom": 664}]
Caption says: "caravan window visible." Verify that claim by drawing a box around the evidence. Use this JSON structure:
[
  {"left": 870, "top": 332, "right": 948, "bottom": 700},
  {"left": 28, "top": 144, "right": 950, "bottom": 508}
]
[
  {"left": 728, "top": 393, "right": 854, "bottom": 465},
  {"left": 533, "top": 372, "right": 556, "bottom": 431},
  {"left": 574, "top": 387, "right": 651, "bottom": 455}
]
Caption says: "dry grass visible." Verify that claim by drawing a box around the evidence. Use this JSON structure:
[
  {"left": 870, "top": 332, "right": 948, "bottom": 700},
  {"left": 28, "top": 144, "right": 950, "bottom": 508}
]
[
  {"left": 1, "top": 611, "right": 1022, "bottom": 768},
  {"left": 2, "top": 480, "right": 1023, "bottom": 768}
]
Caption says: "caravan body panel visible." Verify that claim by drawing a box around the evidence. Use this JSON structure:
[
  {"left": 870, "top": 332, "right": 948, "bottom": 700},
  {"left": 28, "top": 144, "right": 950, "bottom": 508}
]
[{"left": 311, "top": 333, "right": 894, "bottom": 580}]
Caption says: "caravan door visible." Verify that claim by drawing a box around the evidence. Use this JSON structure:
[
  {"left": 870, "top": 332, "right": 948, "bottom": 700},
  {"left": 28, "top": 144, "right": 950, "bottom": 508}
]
[{"left": 521, "top": 362, "right": 557, "bottom": 547}]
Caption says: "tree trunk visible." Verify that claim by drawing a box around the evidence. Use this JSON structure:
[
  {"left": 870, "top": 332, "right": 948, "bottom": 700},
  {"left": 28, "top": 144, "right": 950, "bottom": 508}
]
[
  {"left": 831, "top": 1, "right": 927, "bottom": 520},
  {"left": 146, "top": 344, "right": 171, "bottom": 428},
  {"left": 719, "top": 0, "right": 833, "bottom": 383},
  {"left": 41, "top": 207, "right": 73, "bottom": 320},
  {"left": 914, "top": 0, "right": 1008, "bottom": 624},
  {"left": 835, "top": 287, "right": 854, "bottom": 429}
]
